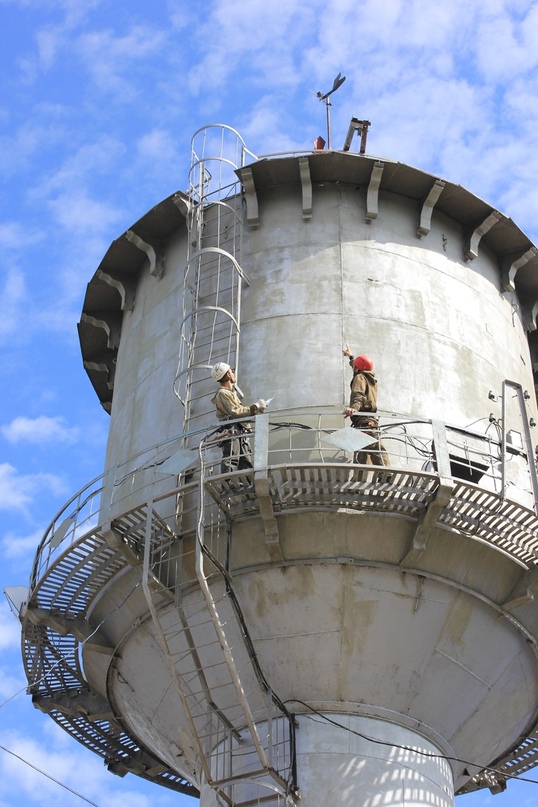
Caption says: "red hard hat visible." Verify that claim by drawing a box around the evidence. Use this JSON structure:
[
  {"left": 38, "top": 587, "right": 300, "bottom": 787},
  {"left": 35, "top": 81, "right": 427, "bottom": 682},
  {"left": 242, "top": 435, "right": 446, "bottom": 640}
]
[{"left": 353, "top": 354, "right": 374, "bottom": 371}]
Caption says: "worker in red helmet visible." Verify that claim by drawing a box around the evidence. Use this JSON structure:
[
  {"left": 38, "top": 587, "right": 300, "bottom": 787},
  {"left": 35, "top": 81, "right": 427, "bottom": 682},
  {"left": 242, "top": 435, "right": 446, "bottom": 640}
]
[
  {"left": 211, "top": 362, "right": 266, "bottom": 474},
  {"left": 342, "top": 346, "right": 389, "bottom": 468}
]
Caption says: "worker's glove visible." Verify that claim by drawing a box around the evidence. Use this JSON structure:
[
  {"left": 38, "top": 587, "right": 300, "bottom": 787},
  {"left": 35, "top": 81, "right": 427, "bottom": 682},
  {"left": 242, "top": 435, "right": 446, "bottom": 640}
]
[{"left": 255, "top": 398, "right": 267, "bottom": 412}]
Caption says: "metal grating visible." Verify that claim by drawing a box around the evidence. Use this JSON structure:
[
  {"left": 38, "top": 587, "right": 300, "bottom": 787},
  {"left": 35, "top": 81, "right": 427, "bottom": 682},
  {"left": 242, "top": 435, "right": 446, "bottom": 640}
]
[
  {"left": 204, "top": 465, "right": 538, "bottom": 565},
  {"left": 22, "top": 521, "right": 199, "bottom": 799},
  {"left": 440, "top": 481, "right": 538, "bottom": 564},
  {"left": 23, "top": 414, "right": 538, "bottom": 800}
]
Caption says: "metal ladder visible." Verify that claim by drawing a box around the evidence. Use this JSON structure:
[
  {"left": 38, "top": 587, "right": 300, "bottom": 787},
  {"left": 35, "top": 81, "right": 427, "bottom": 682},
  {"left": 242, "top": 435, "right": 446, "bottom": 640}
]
[
  {"left": 141, "top": 484, "right": 298, "bottom": 806},
  {"left": 173, "top": 125, "right": 256, "bottom": 437},
  {"left": 167, "top": 126, "right": 298, "bottom": 803}
]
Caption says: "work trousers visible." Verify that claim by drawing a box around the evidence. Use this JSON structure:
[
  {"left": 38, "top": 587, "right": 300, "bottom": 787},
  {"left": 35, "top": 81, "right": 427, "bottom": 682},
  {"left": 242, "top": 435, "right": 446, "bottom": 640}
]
[
  {"left": 218, "top": 423, "right": 254, "bottom": 474},
  {"left": 350, "top": 415, "right": 389, "bottom": 467}
]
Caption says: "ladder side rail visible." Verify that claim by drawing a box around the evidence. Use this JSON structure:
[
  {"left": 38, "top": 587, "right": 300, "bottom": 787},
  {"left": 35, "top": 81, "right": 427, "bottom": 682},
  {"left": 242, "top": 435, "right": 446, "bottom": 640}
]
[
  {"left": 141, "top": 499, "right": 213, "bottom": 784},
  {"left": 196, "top": 442, "right": 272, "bottom": 771}
]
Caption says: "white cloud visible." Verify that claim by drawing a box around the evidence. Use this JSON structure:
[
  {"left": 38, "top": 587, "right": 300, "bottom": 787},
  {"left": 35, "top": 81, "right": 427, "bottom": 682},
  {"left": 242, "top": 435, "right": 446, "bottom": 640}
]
[
  {"left": 167, "top": 0, "right": 194, "bottom": 32},
  {"left": 47, "top": 189, "right": 124, "bottom": 234},
  {"left": 76, "top": 25, "right": 167, "bottom": 95},
  {"left": 187, "top": 0, "right": 315, "bottom": 96},
  {"left": 0, "top": 268, "right": 27, "bottom": 343},
  {"left": 9, "top": 0, "right": 104, "bottom": 81},
  {"left": 0, "top": 114, "right": 71, "bottom": 178},
  {"left": 25, "top": 135, "right": 127, "bottom": 236},
  {"left": 0, "top": 222, "right": 43, "bottom": 251},
  {"left": 34, "top": 27, "right": 61, "bottom": 71},
  {"left": 0, "top": 725, "right": 163, "bottom": 807},
  {"left": 475, "top": 3, "right": 538, "bottom": 81},
  {"left": 136, "top": 128, "right": 178, "bottom": 165},
  {"left": 32, "top": 134, "right": 126, "bottom": 195},
  {"left": 0, "top": 603, "right": 22, "bottom": 652},
  {"left": 239, "top": 100, "right": 307, "bottom": 156},
  {"left": 1, "top": 528, "right": 42, "bottom": 564},
  {"left": 1, "top": 416, "right": 79, "bottom": 445},
  {"left": 0, "top": 734, "right": 96, "bottom": 805},
  {"left": 0, "top": 666, "right": 26, "bottom": 703},
  {"left": 0, "top": 463, "right": 65, "bottom": 513}
]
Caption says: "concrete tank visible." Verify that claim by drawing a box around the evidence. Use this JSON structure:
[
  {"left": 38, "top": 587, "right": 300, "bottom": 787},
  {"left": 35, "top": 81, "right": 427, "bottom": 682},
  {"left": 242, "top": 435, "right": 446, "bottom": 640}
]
[{"left": 21, "top": 124, "right": 538, "bottom": 806}]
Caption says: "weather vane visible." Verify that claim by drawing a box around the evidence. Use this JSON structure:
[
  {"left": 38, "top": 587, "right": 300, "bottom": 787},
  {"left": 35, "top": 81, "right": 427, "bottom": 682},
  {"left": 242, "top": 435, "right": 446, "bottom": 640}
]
[{"left": 315, "top": 72, "right": 346, "bottom": 150}]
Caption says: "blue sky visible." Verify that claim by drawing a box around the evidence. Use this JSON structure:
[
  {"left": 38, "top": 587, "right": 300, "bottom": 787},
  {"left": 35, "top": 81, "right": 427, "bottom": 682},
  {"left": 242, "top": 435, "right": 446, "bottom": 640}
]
[{"left": 2, "top": 0, "right": 538, "bottom": 805}]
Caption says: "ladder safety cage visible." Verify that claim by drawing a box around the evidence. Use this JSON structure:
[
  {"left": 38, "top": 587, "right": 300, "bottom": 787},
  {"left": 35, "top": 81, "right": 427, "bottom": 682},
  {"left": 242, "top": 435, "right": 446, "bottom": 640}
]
[{"left": 173, "top": 125, "right": 257, "bottom": 438}]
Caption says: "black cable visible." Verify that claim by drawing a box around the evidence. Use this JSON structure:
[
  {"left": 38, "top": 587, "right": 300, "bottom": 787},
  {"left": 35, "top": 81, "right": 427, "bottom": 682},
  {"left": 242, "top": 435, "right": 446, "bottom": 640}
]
[
  {"left": 0, "top": 742, "right": 102, "bottom": 806},
  {"left": 5, "top": 580, "right": 143, "bottom": 707},
  {"left": 285, "top": 699, "right": 538, "bottom": 786},
  {"left": 0, "top": 579, "right": 146, "bottom": 806}
]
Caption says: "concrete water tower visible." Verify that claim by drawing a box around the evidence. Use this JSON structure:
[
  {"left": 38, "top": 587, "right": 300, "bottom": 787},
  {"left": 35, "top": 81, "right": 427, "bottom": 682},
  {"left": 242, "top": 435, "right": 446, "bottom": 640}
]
[{"left": 18, "top": 121, "right": 538, "bottom": 806}]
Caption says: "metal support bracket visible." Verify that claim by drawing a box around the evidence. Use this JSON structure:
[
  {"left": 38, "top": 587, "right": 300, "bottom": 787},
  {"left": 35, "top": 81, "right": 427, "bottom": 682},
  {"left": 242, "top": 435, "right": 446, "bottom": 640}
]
[
  {"left": 501, "top": 246, "right": 538, "bottom": 292},
  {"left": 464, "top": 210, "right": 502, "bottom": 260},
  {"left": 125, "top": 229, "right": 164, "bottom": 279},
  {"left": 502, "top": 575, "right": 538, "bottom": 611},
  {"left": 238, "top": 166, "right": 260, "bottom": 228},
  {"left": 25, "top": 605, "right": 114, "bottom": 652},
  {"left": 80, "top": 311, "right": 122, "bottom": 350},
  {"left": 298, "top": 157, "right": 312, "bottom": 220},
  {"left": 521, "top": 299, "right": 538, "bottom": 332},
  {"left": 33, "top": 690, "right": 115, "bottom": 721},
  {"left": 366, "top": 161, "right": 384, "bottom": 222},
  {"left": 401, "top": 421, "right": 454, "bottom": 567},
  {"left": 417, "top": 180, "right": 445, "bottom": 237},
  {"left": 96, "top": 268, "right": 136, "bottom": 311},
  {"left": 173, "top": 190, "right": 192, "bottom": 218},
  {"left": 101, "top": 524, "right": 142, "bottom": 567},
  {"left": 83, "top": 353, "right": 116, "bottom": 390},
  {"left": 400, "top": 480, "right": 454, "bottom": 568},
  {"left": 254, "top": 415, "right": 282, "bottom": 558}
]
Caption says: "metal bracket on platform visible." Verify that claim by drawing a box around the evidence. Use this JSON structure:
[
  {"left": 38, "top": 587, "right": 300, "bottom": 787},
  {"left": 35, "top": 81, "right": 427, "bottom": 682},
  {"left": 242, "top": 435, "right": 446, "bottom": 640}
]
[
  {"left": 83, "top": 352, "right": 116, "bottom": 390},
  {"left": 400, "top": 480, "right": 454, "bottom": 568},
  {"left": 502, "top": 569, "right": 538, "bottom": 611},
  {"left": 25, "top": 604, "right": 114, "bottom": 652},
  {"left": 101, "top": 524, "right": 142, "bottom": 567},
  {"left": 33, "top": 690, "right": 115, "bottom": 721},
  {"left": 254, "top": 415, "right": 282, "bottom": 559},
  {"left": 401, "top": 421, "right": 454, "bottom": 567}
]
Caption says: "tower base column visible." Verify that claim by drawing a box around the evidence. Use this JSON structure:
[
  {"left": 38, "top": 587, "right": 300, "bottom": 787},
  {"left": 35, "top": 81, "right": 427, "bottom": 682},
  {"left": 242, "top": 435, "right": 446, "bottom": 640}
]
[
  {"left": 200, "top": 713, "right": 455, "bottom": 806},
  {"left": 294, "top": 713, "right": 454, "bottom": 806}
]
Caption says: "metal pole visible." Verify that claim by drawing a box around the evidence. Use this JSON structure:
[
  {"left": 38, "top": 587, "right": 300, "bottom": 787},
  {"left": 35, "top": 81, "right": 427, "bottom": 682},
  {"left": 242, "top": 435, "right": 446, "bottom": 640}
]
[{"left": 501, "top": 381, "right": 507, "bottom": 502}]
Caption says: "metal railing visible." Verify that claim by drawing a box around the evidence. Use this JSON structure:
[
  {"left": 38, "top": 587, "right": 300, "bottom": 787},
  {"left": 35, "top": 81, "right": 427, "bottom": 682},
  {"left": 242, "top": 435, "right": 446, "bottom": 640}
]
[
  {"left": 173, "top": 124, "right": 254, "bottom": 438},
  {"left": 23, "top": 408, "right": 538, "bottom": 801},
  {"left": 30, "top": 409, "right": 538, "bottom": 594}
]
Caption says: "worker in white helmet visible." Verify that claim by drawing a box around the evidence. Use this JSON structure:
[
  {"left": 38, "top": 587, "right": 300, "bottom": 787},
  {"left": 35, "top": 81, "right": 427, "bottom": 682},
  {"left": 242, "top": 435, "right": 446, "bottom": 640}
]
[{"left": 211, "top": 362, "right": 266, "bottom": 473}]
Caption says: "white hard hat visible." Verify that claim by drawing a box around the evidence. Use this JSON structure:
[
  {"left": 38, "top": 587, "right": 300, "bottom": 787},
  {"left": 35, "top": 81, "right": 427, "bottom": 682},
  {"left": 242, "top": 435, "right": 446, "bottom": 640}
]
[{"left": 211, "top": 362, "right": 231, "bottom": 381}]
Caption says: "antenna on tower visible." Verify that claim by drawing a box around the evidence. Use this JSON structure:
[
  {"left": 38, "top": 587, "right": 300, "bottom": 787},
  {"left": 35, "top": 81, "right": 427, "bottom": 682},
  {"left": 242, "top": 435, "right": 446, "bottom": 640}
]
[{"left": 316, "top": 72, "right": 346, "bottom": 150}]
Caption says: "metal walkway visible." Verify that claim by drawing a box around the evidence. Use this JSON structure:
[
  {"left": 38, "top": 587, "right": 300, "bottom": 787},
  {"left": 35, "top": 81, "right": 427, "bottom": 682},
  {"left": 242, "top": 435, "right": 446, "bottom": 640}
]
[
  {"left": 23, "top": 504, "right": 199, "bottom": 797},
  {"left": 21, "top": 413, "right": 538, "bottom": 800}
]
